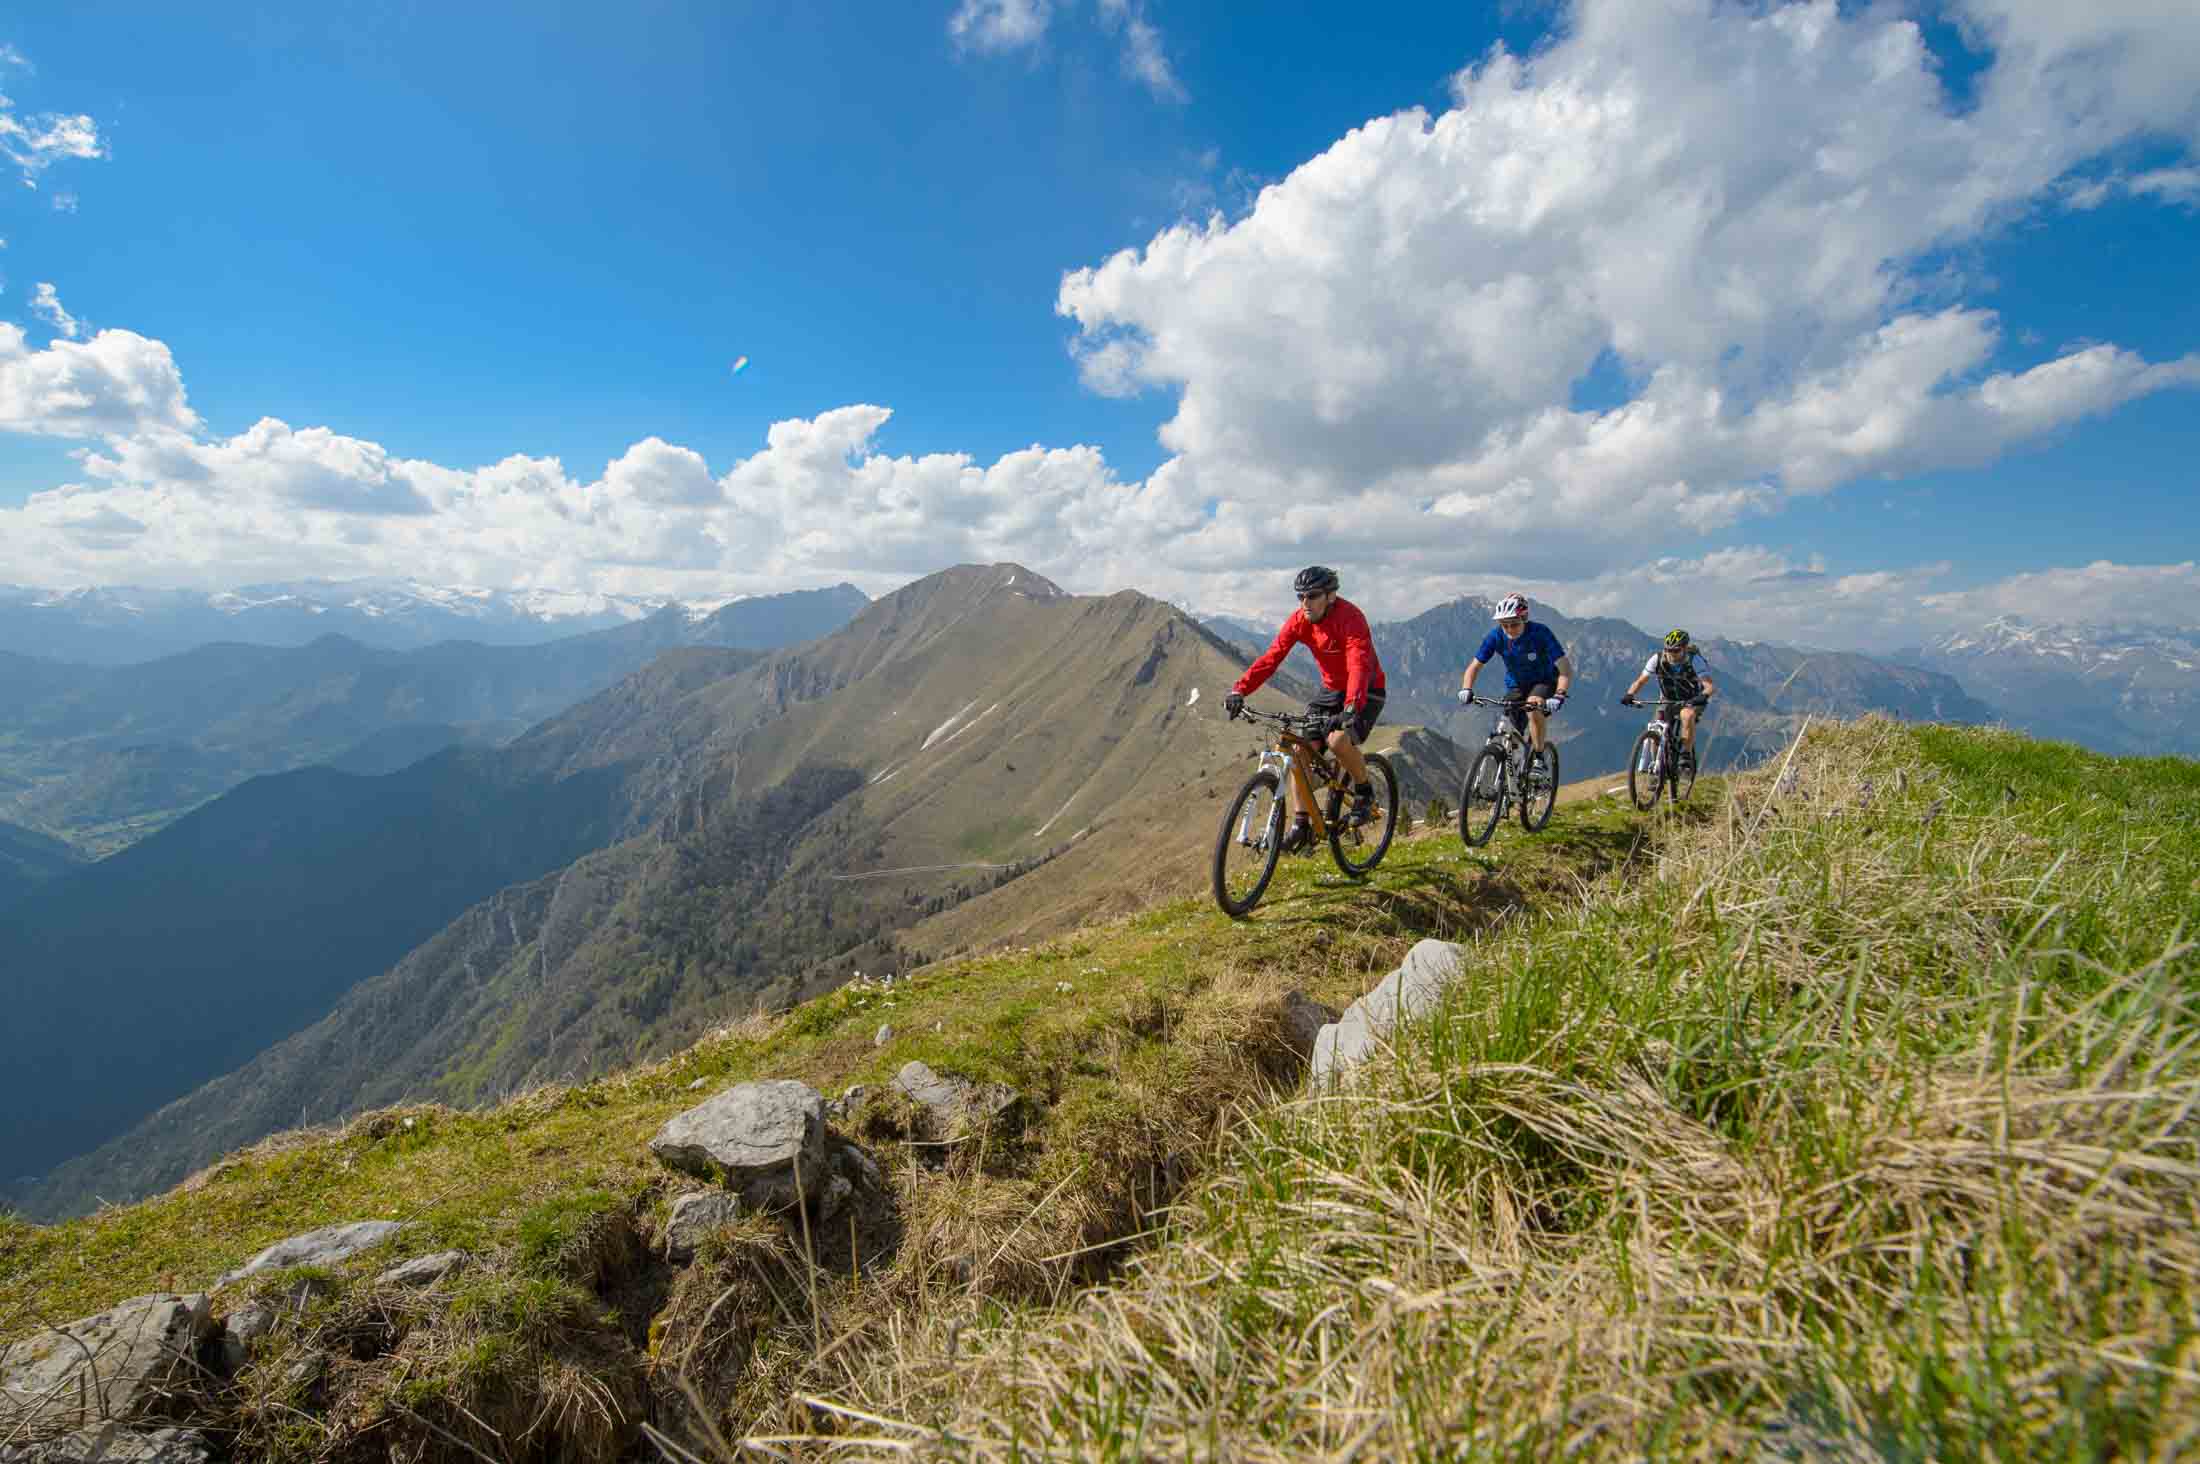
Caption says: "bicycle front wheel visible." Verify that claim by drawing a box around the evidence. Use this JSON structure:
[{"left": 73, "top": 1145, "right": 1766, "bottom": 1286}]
[
  {"left": 1213, "top": 769, "right": 1285, "bottom": 918},
  {"left": 1628, "top": 729, "right": 1663, "bottom": 810},
  {"left": 1459, "top": 748, "right": 1505, "bottom": 848},
  {"left": 1673, "top": 745, "right": 1697, "bottom": 802},
  {"left": 1330, "top": 753, "right": 1399, "bottom": 877},
  {"left": 1520, "top": 742, "right": 1559, "bottom": 831}
]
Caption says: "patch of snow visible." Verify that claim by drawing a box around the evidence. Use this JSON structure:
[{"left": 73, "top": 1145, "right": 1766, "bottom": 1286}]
[
  {"left": 1033, "top": 790, "right": 1081, "bottom": 840},
  {"left": 870, "top": 766, "right": 902, "bottom": 786},
  {"left": 921, "top": 699, "right": 981, "bottom": 751},
  {"left": 1185, "top": 687, "right": 1201, "bottom": 707}
]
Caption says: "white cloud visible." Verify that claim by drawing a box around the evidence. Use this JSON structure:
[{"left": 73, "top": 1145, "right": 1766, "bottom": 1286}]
[
  {"left": 948, "top": 0, "right": 1052, "bottom": 54},
  {"left": 1922, "top": 561, "right": 2200, "bottom": 630},
  {"left": 1052, "top": 0, "right": 2199, "bottom": 591},
  {"left": 0, "top": 96, "right": 102, "bottom": 188},
  {"left": 1097, "top": 0, "right": 1185, "bottom": 101},
  {"left": 0, "top": 325, "right": 198, "bottom": 438},
  {"left": 30, "top": 282, "right": 79, "bottom": 339},
  {"left": 1, "top": 0, "right": 2194, "bottom": 649}
]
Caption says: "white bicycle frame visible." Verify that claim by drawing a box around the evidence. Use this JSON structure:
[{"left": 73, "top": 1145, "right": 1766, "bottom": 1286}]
[{"left": 1235, "top": 746, "right": 1294, "bottom": 847}]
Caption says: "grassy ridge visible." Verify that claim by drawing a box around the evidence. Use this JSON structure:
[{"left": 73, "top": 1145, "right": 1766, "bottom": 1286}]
[
  {"left": 1, "top": 754, "right": 1639, "bottom": 1460},
  {"left": 5, "top": 721, "right": 2191, "bottom": 1462},
  {"left": 842, "top": 721, "right": 2199, "bottom": 1460}
]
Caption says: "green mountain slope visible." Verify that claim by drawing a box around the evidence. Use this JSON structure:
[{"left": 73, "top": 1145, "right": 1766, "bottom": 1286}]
[{"left": 4, "top": 722, "right": 2192, "bottom": 1463}]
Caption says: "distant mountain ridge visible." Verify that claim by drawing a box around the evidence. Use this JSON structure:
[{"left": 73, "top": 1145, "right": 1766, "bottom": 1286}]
[
  {"left": 1204, "top": 594, "right": 1997, "bottom": 776},
  {"left": 1902, "top": 616, "right": 2200, "bottom": 758},
  {"left": 0, "top": 578, "right": 867, "bottom": 664},
  {"left": 0, "top": 585, "right": 869, "bottom": 855}
]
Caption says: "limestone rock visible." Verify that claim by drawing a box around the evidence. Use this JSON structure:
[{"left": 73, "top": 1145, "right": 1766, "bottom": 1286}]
[
  {"left": 818, "top": 1174, "right": 856, "bottom": 1220},
  {"left": 217, "top": 1220, "right": 408, "bottom": 1287},
  {"left": 0, "top": 1294, "right": 213, "bottom": 1442},
  {"left": 891, "top": 1060, "right": 1019, "bottom": 1140},
  {"left": 1310, "top": 939, "right": 1465, "bottom": 1088},
  {"left": 825, "top": 1084, "right": 870, "bottom": 1123},
  {"left": 0, "top": 1423, "right": 213, "bottom": 1462},
  {"left": 663, "top": 1192, "right": 747, "bottom": 1263},
  {"left": 375, "top": 1251, "right": 466, "bottom": 1288},
  {"left": 649, "top": 1079, "right": 828, "bottom": 1210}
]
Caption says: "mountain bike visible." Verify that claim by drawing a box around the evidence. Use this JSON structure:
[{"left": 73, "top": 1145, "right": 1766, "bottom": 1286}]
[
  {"left": 1212, "top": 704, "right": 1399, "bottom": 918},
  {"left": 1622, "top": 696, "right": 1700, "bottom": 809},
  {"left": 1456, "top": 693, "right": 1560, "bottom": 847}
]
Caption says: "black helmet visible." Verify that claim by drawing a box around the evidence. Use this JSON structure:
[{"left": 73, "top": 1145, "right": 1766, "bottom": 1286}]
[{"left": 1293, "top": 565, "right": 1340, "bottom": 597}]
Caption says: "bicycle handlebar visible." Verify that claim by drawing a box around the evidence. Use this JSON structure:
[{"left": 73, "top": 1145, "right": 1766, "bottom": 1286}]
[
  {"left": 1232, "top": 703, "right": 1328, "bottom": 737},
  {"left": 1457, "top": 691, "right": 1562, "bottom": 711}
]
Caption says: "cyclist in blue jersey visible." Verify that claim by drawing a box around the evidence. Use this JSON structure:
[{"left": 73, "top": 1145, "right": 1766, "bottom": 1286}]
[{"left": 1458, "top": 593, "right": 1572, "bottom": 761}]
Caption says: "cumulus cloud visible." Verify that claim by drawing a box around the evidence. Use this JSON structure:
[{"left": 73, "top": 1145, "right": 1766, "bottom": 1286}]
[
  {"left": 0, "top": 325, "right": 199, "bottom": 438},
  {"left": 948, "top": 0, "right": 1053, "bottom": 54},
  {"left": 3, "top": 0, "right": 2195, "bottom": 647},
  {"left": 1057, "top": 0, "right": 2200, "bottom": 587}
]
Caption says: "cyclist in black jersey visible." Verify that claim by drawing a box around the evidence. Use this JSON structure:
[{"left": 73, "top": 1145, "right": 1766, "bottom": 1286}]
[{"left": 1621, "top": 629, "right": 1716, "bottom": 772}]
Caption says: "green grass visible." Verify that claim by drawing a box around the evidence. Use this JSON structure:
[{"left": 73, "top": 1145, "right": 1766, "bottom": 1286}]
[
  {"left": 2, "top": 758, "right": 1639, "bottom": 1458},
  {"left": 828, "top": 721, "right": 2200, "bottom": 1460},
  {"left": 12, "top": 720, "right": 2185, "bottom": 1462}
]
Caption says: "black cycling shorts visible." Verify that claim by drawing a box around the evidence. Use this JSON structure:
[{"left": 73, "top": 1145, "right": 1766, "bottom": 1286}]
[
  {"left": 1501, "top": 683, "right": 1556, "bottom": 732},
  {"left": 1307, "top": 687, "right": 1385, "bottom": 745}
]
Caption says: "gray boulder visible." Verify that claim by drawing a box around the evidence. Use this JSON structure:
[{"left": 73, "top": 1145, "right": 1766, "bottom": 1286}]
[
  {"left": 375, "top": 1251, "right": 466, "bottom": 1289},
  {"left": 0, "top": 1294, "right": 213, "bottom": 1442},
  {"left": 1310, "top": 939, "right": 1465, "bottom": 1087},
  {"left": 662, "top": 1192, "right": 748, "bottom": 1263},
  {"left": 0, "top": 1423, "right": 213, "bottom": 1462},
  {"left": 649, "top": 1079, "right": 828, "bottom": 1210},
  {"left": 217, "top": 1220, "right": 408, "bottom": 1287},
  {"left": 891, "top": 1061, "right": 1019, "bottom": 1140}
]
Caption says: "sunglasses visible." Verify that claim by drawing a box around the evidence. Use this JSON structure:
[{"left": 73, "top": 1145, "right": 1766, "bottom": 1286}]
[
  {"left": 1498, "top": 616, "right": 1525, "bottom": 628},
  {"left": 1297, "top": 590, "right": 1329, "bottom": 603}
]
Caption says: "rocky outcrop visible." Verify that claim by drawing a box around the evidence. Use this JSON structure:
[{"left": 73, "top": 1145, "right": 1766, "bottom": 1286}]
[
  {"left": 1310, "top": 939, "right": 1466, "bottom": 1087},
  {"left": 0, "top": 1294, "right": 214, "bottom": 1443},
  {"left": 649, "top": 1080, "right": 828, "bottom": 1210},
  {"left": 663, "top": 1193, "right": 749, "bottom": 1262}
]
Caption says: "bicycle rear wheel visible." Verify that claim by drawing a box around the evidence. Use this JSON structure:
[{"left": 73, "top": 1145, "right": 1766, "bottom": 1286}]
[
  {"left": 1329, "top": 752, "right": 1398, "bottom": 877},
  {"left": 1458, "top": 748, "right": 1505, "bottom": 847},
  {"left": 1520, "top": 742, "right": 1559, "bottom": 831},
  {"left": 1212, "top": 769, "right": 1285, "bottom": 917},
  {"left": 1628, "top": 729, "right": 1663, "bottom": 810}
]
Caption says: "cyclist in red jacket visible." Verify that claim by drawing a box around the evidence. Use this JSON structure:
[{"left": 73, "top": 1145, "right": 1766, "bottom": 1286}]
[{"left": 1224, "top": 565, "right": 1387, "bottom": 851}]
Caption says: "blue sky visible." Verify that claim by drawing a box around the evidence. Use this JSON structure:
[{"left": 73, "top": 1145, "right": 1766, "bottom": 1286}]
[{"left": 1, "top": 0, "right": 2196, "bottom": 644}]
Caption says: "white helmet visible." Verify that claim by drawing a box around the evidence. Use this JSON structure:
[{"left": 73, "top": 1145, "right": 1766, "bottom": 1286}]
[{"left": 1494, "top": 593, "right": 1529, "bottom": 621}]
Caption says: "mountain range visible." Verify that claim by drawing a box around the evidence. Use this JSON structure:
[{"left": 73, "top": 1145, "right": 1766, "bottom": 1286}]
[
  {"left": 1901, "top": 617, "right": 2200, "bottom": 758},
  {"left": 0, "top": 585, "right": 869, "bottom": 859},
  {"left": 7, "top": 569, "right": 2192, "bottom": 1219},
  {"left": 0, "top": 580, "right": 737, "bottom": 663},
  {"left": 1207, "top": 598, "right": 1998, "bottom": 777}
]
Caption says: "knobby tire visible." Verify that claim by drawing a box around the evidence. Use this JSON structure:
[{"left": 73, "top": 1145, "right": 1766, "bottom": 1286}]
[
  {"left": 1520, "top": 742, "right": 1559, "bottom": 831},
  {"left": 1459, "top": 748, "right": 1506, "bottom": 848},
  {"left": 1212, "top": 769, "right": 1285, "bottom": 918},
  {"left": 1329, "top": 752, "right": 1399, "bottom": 877},
  {"left": 1628, "top": 728, "right": 1664, "bottom": 811}
]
